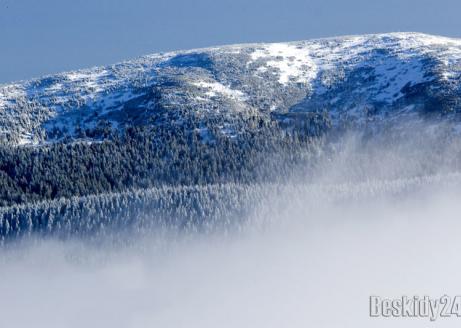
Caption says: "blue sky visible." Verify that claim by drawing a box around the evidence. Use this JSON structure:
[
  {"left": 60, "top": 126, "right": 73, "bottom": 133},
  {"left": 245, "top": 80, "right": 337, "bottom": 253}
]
[{"left": 0, "top": 0, "right": 460, "bottom": 83}]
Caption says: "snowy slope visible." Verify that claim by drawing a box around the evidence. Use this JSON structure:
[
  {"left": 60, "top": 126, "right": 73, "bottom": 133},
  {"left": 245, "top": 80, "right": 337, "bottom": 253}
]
[{"left": 1, "top": 32, "right": 461, "bottom": 145}]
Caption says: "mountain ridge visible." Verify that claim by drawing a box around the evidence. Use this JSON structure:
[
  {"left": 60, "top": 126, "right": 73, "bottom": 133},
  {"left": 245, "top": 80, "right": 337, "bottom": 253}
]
[
  {"left": 1, "top": 31, "right": 457, "bottom": 84},
  {"left": 2, "top": 32, "right": 461, "bottom": 145}
]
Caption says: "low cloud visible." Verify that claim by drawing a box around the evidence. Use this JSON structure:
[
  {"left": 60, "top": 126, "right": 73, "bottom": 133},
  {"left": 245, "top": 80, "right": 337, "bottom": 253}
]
[{"left": 2, "top": 127, "right": 461, "bottom": 328}]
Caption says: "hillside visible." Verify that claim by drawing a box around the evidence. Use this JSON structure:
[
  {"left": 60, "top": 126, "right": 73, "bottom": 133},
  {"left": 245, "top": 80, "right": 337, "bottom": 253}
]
[
  {"left": 2, "top": 32, "right": 461, "bottom": 240},
  {"left": 1, "top": 32, "right": 461, "bottom": 146}
]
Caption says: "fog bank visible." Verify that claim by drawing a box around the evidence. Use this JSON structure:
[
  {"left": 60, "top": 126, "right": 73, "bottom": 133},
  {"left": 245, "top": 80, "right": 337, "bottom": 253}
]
[{"left": 2, "top": 130, "right": 461, "bottom": 327}]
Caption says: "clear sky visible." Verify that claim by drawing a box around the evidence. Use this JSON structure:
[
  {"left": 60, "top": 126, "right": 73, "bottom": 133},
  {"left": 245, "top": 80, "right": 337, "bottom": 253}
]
[{"left": 0, "top": 0, "right": 460, "bottom": 83}]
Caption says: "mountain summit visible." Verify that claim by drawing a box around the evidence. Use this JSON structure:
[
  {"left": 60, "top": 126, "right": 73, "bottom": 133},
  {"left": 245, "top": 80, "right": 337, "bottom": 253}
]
[{"left": 1, "top": 32, "right": 461, "bottom": 145}]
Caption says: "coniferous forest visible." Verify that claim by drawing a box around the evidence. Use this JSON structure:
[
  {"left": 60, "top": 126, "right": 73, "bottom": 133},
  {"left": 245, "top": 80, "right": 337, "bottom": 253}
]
[{"left": 0, "top": 115, "right": 327, "bottom": 242}]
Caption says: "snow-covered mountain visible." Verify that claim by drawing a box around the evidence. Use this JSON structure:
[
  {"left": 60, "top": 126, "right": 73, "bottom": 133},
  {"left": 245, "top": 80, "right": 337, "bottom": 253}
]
[{"left": 2, "top": 32, "right": 461, "bottom": 145}]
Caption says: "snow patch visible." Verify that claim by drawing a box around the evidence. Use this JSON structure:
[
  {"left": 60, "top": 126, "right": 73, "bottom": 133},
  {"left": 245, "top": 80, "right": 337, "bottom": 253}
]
[
  {"left": 251, "top": 43, "right": 317, "bottom": 84},
  {"left": 0, "top": 84, "right": 26, "bottom": 110},
  {"left": 193, "top": 81, "right": 247, "bottom": 102}
]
